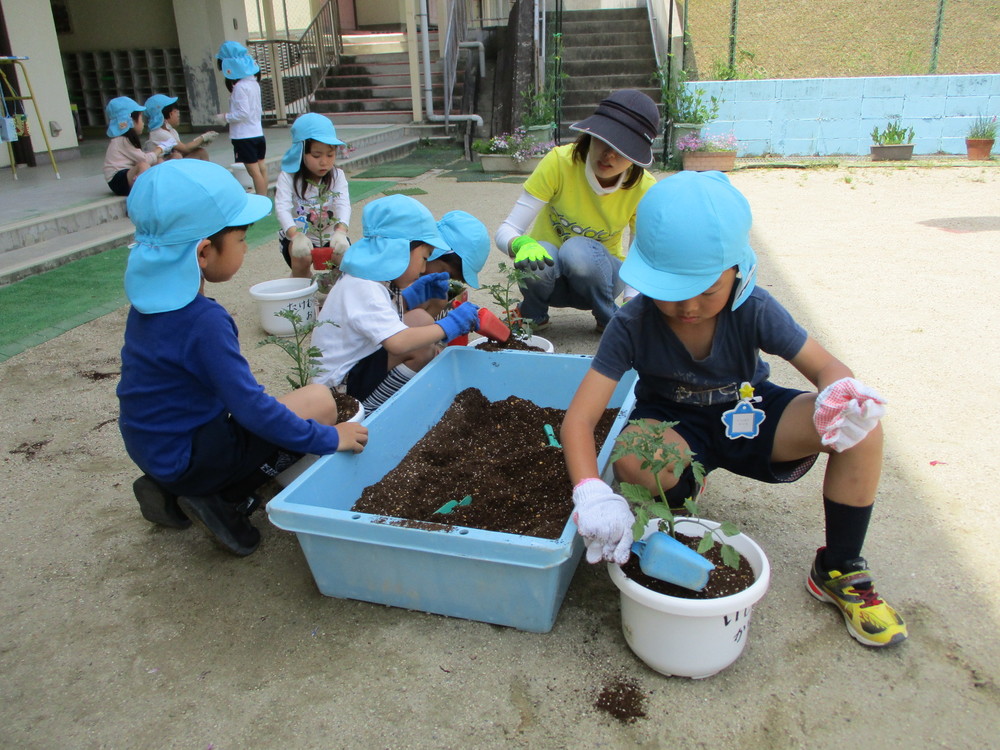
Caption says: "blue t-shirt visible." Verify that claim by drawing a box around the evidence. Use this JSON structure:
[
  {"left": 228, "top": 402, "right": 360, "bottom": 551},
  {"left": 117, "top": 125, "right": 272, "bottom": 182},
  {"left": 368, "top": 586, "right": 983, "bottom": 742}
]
[
  {"left": 592, "top": 288, "right": 808, "bottom": 405},
  {"left": 117, "top": 295, "right": 339, "bottom": 481}
]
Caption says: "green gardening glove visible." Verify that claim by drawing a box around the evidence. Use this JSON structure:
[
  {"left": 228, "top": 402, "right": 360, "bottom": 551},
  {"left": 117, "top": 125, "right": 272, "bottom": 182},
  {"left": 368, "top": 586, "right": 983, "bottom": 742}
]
[{"left": 511, "top": 235, "right": 554, "bottom": 272}]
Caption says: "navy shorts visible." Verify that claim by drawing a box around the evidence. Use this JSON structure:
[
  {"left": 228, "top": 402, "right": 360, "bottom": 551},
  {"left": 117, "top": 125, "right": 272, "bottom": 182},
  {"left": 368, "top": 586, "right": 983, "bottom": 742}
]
[
  {"left": 158, "top": 411, "right": 300, "bottom": 499},
  {"left": 232, "top": 135, "right": 266, "bottom": 164},
  {"left": 627, "top": 380, "right": 818, "bottom": 483},
  {"left": 345, "top": 347, "right": 389, "bottom": 402},
  {"left": 108, "top": 169, "right": 131, "bottom": 196}
]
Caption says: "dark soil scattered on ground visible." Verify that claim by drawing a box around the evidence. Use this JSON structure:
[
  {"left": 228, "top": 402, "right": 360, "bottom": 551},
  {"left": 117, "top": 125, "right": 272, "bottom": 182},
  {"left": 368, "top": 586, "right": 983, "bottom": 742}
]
[
  {"left": 353, "top": 388, "right": 617, "bottom": 538},
  {"left": 472, "top": 336, "right": 545, "bottom": 352},
  {"left": 621, "top": 532, "right": 757, "bottom": 599},
  {"left": 594, "top": 675, "right": 648, "bottom": 724}
]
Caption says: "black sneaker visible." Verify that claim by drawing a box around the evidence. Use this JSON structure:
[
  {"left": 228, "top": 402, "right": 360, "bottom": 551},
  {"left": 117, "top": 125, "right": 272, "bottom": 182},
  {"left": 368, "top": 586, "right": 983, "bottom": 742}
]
[
  {"left": 133, "top": 475, "right": 191, "bottom": 529},
  {"left": 177, "top": 494, "right": 261, "bottom": 556}
]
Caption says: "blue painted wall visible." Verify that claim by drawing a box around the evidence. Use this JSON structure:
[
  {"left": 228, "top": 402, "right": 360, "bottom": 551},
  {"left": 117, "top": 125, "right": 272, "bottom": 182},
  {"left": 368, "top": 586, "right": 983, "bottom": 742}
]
[{"left": 694, "top": 74, "right": 1000, "bottom": 157}]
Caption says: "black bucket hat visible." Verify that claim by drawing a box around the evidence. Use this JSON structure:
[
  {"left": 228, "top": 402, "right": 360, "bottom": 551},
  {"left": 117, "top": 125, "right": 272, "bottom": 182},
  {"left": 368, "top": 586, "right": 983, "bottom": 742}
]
[{"left": 569, "top": 89, "right": 660, "bottom": 167}]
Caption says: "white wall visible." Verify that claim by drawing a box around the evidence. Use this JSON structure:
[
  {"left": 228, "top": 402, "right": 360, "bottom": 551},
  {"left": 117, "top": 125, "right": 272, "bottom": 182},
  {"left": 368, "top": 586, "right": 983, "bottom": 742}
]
[{"left": 0, "top": 0, "right": 77, "bottom": 167}]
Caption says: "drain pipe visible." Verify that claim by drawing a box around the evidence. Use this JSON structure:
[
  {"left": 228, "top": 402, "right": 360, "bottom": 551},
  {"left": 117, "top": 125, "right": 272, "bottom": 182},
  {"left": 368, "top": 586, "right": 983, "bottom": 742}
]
[{"left": 418, "top": 0, "right": 483, "bottom": 128}]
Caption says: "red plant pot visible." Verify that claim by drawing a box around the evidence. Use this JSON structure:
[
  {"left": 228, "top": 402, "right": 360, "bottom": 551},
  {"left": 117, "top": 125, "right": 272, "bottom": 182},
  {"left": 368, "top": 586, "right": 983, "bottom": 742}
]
[{"left": 311, "top": 246, "right": 334, "bottom": 271}]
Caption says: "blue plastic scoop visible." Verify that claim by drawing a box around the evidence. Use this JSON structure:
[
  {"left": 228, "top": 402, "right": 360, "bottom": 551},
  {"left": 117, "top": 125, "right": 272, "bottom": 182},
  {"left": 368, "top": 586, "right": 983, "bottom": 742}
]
[{"left": 631, "top": 531, "right": 715, "bottom": 591}]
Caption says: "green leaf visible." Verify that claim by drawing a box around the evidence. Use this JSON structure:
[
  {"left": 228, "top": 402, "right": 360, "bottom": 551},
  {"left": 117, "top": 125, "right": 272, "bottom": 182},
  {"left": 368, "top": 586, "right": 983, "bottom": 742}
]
[
  {"left": 620, "top": 482, "right": 653, "bottom": 506},
  {"left": 696, "top": 535, "right": 715, "bottom": 554},
  {"left": 649, "top": 504, "right": 675, "bottom": 523},
  {"left": 720, "top": 544, "right": 740, "bottom": 569},
  {"left": 718, "top": 521, "right": 740, "bottom": 537},
  {"left": 631, "top": 516, "right": 646, "bottom": 541}
]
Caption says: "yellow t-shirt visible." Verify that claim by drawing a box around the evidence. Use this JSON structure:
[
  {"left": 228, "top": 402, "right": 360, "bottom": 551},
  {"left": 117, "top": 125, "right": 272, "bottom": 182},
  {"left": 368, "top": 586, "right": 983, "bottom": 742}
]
[{"left": 522, "top": 144, "right": 656, "bottom": 260}]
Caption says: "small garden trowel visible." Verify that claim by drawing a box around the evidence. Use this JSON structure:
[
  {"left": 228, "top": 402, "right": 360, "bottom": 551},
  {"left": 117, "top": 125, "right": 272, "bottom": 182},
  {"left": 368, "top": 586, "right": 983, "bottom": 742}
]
[
  {"left": 631, "top": 532, "right": 715, "bottom": 592},
  {"left": 475, "top": 308, "right": 511, "bottom": 342}
]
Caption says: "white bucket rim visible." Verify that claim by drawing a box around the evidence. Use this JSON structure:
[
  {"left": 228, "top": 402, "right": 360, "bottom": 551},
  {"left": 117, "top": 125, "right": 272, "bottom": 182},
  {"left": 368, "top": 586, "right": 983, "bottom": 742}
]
[{"left": 249, "top": 277, "right": 318, "bottom": 301}]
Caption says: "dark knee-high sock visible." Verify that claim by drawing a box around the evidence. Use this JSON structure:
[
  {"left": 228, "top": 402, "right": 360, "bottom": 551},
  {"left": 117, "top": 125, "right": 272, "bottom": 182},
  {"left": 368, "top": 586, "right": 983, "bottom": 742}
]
[{"left": 822, "top": 496, "right": 873, "bottom": 571}]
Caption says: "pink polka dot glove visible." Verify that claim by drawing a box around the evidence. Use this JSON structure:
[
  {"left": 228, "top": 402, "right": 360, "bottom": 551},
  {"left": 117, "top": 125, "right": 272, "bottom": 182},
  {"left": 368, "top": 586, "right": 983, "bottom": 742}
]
[
  {"left": 813, "top": 377, "right": 887, "bottom": 452},
  {"left": 572, "top": 478, "right": 635, "bottom": 565}
]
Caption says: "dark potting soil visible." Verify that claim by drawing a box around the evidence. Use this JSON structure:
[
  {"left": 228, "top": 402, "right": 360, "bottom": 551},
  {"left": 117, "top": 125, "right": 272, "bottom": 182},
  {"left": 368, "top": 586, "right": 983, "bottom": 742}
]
[
  {"left": 472, "top": 336, "right": 545, "bottom": 353},
  {"left": 352, "top": 387, "right": 618, "bottom": 539},
  {"left": 594, "top": 675, "right": 648, "bottom": 724},
  {"left": 331, "top": 390, "right": 360, "bottom": 422},
  {"left": 621, "top": 532, "right": 757, "bottom": 599}
]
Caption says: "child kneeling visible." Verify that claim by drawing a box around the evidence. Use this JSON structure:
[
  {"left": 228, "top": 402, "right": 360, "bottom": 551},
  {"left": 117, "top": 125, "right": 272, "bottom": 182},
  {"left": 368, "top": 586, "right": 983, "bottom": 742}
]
[
  {"left": 562, "top": 171, "right": 906, "bottom": 648},
  {"left": 311, "top": 195, "right": 481, "bottom": 413},
  {"left": 117, "top": 160, "right": 367, "bottom": 556}
]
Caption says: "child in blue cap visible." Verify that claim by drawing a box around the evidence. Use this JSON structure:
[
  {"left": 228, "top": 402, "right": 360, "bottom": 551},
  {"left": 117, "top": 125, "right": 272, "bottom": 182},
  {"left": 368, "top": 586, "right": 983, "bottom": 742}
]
[
  {"left": 102, "top": 96, "right": 166, "bottom": 196},
  {"left": 413, "top": 210, "right": 491, "bottom": 319},
  {"left": 144, "top": 93, "right": 217, "bottom": 160},
  {"left": 214, "top": 41, "right": 266, "bottom": 196},
  {"left": 562, "top": 171, "right": 906, "bottom": 648},
  {"left": 276, "top": 113, "right": 351, "bottom": 279},
  {"left": 117, "top": 160, "right": 368, "bottom": 556},
  {"left": 311, "top": 195, "right": 481, "bottom": 413}
]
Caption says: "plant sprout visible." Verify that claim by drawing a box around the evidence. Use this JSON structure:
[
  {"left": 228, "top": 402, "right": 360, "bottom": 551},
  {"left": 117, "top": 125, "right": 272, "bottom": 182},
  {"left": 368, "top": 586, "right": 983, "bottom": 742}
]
[
  {"left": 481, "top": 261, "right": 540, "bottom": 339},
  {"left": 610, "top": 419, "right": 741, "bottom": 569},
  {"left": 258, "top": 308, "right": 331, "bottom": 390}
]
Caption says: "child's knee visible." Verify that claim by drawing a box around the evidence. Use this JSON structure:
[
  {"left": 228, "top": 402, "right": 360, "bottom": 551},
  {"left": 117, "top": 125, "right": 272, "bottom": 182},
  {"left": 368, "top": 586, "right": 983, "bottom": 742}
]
[{"left": 403, "top": 308, "right": 435, "bottom": 327}]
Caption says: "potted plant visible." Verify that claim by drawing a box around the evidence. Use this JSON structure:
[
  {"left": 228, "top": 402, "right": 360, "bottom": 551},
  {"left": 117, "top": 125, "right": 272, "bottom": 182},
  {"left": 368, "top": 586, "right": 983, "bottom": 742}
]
[
  {"left": 870, "top": 119, "right": 915, "bottom": 161},
  {"left": 965, "top": 115, "right": 996, "bottom": 160},
  {"left": 604, "top": 420, "right": 771, "bottom": 678},
  {"left": 474, "top": 261, "right": 554, "bottom": 352},
  {"left": 655, "top": 65, "right": 722, "bottom": 164},
  {"left": 521, "top": 85, "right": 557, "bottom": 143},
  {"left": 298, "top": 179, "right": 347, "bottom": 271},
  {"left": 472, "top": 129, "right": 554, "bottom": 174},
  {"left": 676, "top": 132, "right": 739, "bottom": 172}
]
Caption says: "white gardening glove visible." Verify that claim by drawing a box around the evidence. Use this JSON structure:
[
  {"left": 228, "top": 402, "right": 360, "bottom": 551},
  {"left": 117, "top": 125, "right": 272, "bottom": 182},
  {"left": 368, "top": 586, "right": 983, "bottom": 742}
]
[
  {"left": 572, "top": 479, "right": 635, "bottom": 565},
  {"left": 159, "top": 137, "right": 178, "bottom": 155},
  {"left": 201, "top": 130, "right": 218, "bottom": 144},
  {"left": 213, "top": 113, "right": 228, "bottom": 126},
  {"left": 814, "top": 377, "right": 887, "bottom": 452},
  {"left": 331, "top": 229, "right": 350, "bottom": 254},
  {"left": 289, "top": 232, "right": 313, "bottom": 260}
]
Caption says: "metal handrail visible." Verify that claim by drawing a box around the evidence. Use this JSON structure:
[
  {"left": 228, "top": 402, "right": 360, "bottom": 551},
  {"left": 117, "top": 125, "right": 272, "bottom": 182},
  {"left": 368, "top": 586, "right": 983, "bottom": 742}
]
[
  {"left": 248, "top": 0, "right": 342, "bottom": 122},
  {"left": 440, "top": 0, "right": 468, "bottom": 126}
]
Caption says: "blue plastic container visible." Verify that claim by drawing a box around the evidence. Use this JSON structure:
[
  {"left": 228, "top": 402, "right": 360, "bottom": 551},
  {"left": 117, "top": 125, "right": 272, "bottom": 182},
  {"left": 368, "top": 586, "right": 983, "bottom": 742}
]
[{"left": 267, "top": 346, "right": 638, "bottom": 632}]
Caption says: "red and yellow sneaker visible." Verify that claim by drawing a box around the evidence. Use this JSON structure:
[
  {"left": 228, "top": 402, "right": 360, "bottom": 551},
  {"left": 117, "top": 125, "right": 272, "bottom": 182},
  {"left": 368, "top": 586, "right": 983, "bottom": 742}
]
[{"left": 807, "top": 549, "right": 907, "bottom": 647}]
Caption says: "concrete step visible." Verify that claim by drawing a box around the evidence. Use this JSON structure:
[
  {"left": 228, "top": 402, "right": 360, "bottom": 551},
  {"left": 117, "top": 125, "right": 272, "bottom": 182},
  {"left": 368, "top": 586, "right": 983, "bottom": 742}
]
[
  {"left": 316, "top": 82, "right": 461, "bottom": 101},
  {"left": 0, "top": 197, "right": 128, "bottom": 256},
  {"left": 562, "top": 77, "right": 658, "bottom": 98},
  {"left": 0, "top": 217, "right": 135, "bottom": 286},
  {"left": 559, "top": 17, "right": 649, "bottom": 35},
  {"left": 562, "top": 44, "right": 655, "bottom": 63}
]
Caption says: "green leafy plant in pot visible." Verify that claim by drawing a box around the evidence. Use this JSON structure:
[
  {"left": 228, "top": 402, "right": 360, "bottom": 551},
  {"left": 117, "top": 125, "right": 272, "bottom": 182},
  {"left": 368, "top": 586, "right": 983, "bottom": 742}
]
[
  {"left": 870, "top": 119, "right": 915, "bottom": 161},
  {"left": 965, "top": 115, "right": 996, "bottom": 161},
  {"left": 654, "top": 64, "right": 721, "bottom": 167}
]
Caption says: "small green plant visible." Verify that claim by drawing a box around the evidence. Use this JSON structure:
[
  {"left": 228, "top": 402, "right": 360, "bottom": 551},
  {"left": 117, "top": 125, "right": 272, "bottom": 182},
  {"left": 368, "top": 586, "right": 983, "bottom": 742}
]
[
  {"left": 296, "top": 179, "right": 344, "bottom": 247},
  {"left": 482, "top": 260, "right": 540, "bottom": 339},
  {"left": 711, "top": 49, "right": 768, "bottom": 81},
  {"left": 258, "top": 308, "right": 331, "bottom": 389},
  {"left": 654, "top": 65, "right": 721, "bottom": 125},
  {"left": 967, "top": 115, "right": 998, "bottom": 140},
  {"left": 472, "top": 128, "right": 554, "bottom": 163},
  {"left": 520, "top": 85, "right": 556, "bottom": 127},
  {"left": 871, "top": 119, "right": 914, "bottom": 145},
  {"left": 610, "top": 420, "right": 741, "bottom": 569}
]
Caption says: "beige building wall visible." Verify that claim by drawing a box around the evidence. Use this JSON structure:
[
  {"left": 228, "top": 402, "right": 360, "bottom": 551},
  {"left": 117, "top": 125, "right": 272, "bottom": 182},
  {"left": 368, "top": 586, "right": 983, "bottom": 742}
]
[
  {"left": 56, "top": 0, "right": 179, "bottom": 51},
  {"left": 1, "top": 0, "right": 77, "bottom": 168}
]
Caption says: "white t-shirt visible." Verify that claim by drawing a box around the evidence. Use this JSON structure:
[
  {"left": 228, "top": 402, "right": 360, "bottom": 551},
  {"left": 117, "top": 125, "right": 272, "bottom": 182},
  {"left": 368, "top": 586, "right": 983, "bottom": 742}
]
[
  {"left": 148, "top": 124, "right": 180, "bottom": 150},
  {"left": 225, "top": 77, "right": 263, "bottom": 140},
  {"left": 274, "top": 169, "right": 352, "bottom": 243},
  {"left": 311, "top": 274, "right": 407, "bottom": 388}
]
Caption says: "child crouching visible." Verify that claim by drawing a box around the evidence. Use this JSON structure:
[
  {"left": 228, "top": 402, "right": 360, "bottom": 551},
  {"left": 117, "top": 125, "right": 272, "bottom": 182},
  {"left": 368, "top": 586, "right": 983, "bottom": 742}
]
[{"left": 117, "top": 160, "right": 367, "bottom": 557}]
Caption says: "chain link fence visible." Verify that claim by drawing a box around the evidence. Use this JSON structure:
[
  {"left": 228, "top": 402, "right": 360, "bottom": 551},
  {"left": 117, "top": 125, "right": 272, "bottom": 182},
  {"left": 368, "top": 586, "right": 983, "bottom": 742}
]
[{"left": 680, "top": 0, "right": 1000, "bottom": 81}]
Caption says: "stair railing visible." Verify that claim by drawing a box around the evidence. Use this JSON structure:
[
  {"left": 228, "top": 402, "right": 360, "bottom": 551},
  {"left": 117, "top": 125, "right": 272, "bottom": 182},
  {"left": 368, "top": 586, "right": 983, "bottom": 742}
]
[
  {"left": 248, "top": 0, "right": 343, "bottom": 123},
  {"left": 440, "top": 0, "right": 468, "bottom": 126}
]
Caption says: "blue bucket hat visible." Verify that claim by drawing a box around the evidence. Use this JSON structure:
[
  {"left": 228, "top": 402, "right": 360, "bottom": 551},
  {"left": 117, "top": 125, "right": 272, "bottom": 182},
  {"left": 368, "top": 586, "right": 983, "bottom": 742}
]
[
  {"left": 431, "top": 210, "right": 490, "bottom": 288},
  {"left": 143, "top": 94, "right": 178, "bottom": 131},
  {"left": 620, "top": 171, "right": 758, "bottom": 309},
  {"left": 341, "top": 195, "right": 451, "bottom": 282},
  {"left": 105, "top": 96, "right": 144, "bottom": 138},
  {"left": 124, "top": 160, "right": 272, "bottom": 314},
  {"left": 216, "top": 41, "right": 260, "bottom": 80},
  {"left": 281, "top": 113, "right": 346, "bottom": 173}
]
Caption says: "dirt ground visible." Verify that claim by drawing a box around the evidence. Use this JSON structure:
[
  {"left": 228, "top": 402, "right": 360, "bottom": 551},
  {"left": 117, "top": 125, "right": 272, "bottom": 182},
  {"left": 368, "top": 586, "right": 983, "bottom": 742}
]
[{"left": 2, "top": 164, "right": 999, "bottom": 749}]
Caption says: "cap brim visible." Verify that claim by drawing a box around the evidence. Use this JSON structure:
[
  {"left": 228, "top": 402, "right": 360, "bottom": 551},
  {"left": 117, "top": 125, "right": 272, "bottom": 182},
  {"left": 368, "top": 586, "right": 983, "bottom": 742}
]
[
  {"left": 619, "top": 243, "right": 718, "bottom": 301},
  {"left": 570, "top": 118, "right": 654, "bottom": 167},
  {"left": 229, "top": 193, "right": 272, "bottom": 226}
]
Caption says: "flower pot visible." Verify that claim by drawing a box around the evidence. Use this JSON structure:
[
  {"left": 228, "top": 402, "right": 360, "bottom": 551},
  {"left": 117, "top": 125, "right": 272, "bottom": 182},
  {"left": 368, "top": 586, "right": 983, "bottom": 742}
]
[
  {"left": 869, "top": 144, "right": 914, "bottom": 161},
  {"left": 669, "top": 123, "right": 702, "bottom": 158},
  {"left": 607, "top": 518, "right": 771, "bottom": 678},
  {"left": 267, "top": 348, "right": 640, "bottom": 632},
  {"left": 524, "top": 123, "right": 555, "bottom": 144},
  {"left": 479, "top": 154, "right": 543, "bottom": 174},
  {"left": 965, "top": 138, "right": 995, "bottom": 160},
  {"left": 682, "top": 150, "right": 737, "bottom": 172},
  {"left": 248, "top": 277, "right": 318, "bottom": 336},
  {"left": 311, "top": 246, "right": 334, "bottom": 271},
  {"left": 468, "top": 334, "right": 554, "bottom": 353}
]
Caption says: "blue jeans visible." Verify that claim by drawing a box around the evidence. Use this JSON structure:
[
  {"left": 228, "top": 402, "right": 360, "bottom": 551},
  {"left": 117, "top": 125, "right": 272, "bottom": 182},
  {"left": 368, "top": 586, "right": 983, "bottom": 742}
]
[{"left": 517, "top": 237, "right": 624, "bottom": 327}]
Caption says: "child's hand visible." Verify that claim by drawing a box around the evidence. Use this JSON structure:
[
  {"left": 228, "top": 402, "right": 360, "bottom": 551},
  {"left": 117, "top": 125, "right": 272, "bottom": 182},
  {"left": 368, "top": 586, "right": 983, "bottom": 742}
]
[
  {"left": 201, "top": 131, "right": 218, "bottom": 144},
  {"left": 331, "top": 229, "right": 350, "bottom": 254},
  {"left": 438, "top": 301, "right": 480, "bottom": 342},
  {"left": 511, "top": 235, "right": 554, "bottom": 271},
  {"left": 289, "top": 233, "right": 313, "bottom": 259},
  {"left": 213, "top": 113, "right": 228, "bottom": 125},
  {"left": 335, "top": 422, "right": 368, "bottom": 453},
  {"left": 401, "top": 271, "right": 451, "bottom": 310},
  {"left": 814, "top": 377, "right": 887, "bottom": 452},
  {"left": 572, "top": 479, "right": 635, "bottom": 564}
]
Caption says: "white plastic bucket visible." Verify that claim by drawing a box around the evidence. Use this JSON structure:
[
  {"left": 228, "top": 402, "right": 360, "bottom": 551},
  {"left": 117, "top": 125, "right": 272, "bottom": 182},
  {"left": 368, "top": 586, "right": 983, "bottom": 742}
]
[
  {"left": 273, "top": 402, "right": 365, "bottom": 488},
  {"left": 468, "top": 334, "right": 555, "bottom": 353},
  {"left": 248, "top": 277, "right": 318, "bottom": 336},
  {"left": 229, "top": 162, "right": 254, "bottom": 191},
  {"left": 607, "top": 518, "right": 771, "bottom": 679}
]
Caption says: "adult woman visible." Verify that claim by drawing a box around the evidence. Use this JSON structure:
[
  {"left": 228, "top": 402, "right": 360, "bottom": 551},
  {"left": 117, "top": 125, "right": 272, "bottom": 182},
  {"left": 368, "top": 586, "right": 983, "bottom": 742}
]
[{"left": 493, "top": 89, "right": 660, "bottom": 332}]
